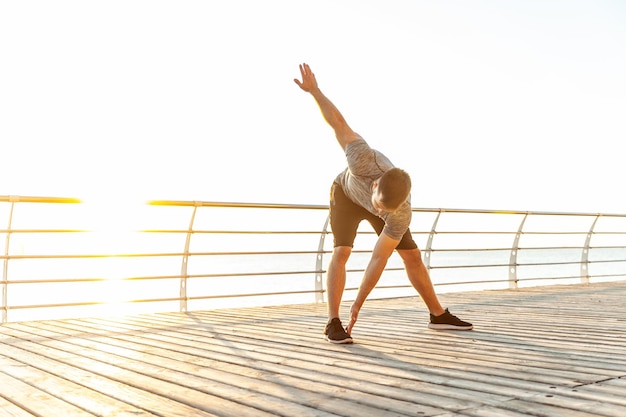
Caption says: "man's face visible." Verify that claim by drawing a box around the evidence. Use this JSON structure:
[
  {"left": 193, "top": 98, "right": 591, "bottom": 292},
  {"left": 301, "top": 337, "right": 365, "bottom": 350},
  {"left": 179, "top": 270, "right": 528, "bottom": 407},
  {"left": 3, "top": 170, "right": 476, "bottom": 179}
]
[{"left": 371, "top": 182, "right": 390, "bottom": 216}]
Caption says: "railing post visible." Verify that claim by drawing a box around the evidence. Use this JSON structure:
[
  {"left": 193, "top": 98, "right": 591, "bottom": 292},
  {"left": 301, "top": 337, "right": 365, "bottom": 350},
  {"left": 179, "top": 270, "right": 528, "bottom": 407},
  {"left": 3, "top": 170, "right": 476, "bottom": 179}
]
[
  {"left": 581, "top": 214, "right": 600, "bottom": 284},
  {"left": 2, "top": 201, "right": 15, "bottom": 324},
  {"left": 509, "top": 213, "right": 528, "bottom": 289},
  {"left": 314, "top": 214, "right": 330, "bottom": 303},
  {"left": 180, "top": 203, "right": 199, "bottom": 312},
  {"left": 423, "top": 210, "right": 442, "bottom": 271}
]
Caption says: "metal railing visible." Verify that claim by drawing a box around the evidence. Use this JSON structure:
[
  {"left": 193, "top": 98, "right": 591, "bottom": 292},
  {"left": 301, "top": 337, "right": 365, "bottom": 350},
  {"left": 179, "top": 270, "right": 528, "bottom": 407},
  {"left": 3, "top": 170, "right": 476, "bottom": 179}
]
[{"left": 2, "top": 196, "right": 626, "bottom": 323}]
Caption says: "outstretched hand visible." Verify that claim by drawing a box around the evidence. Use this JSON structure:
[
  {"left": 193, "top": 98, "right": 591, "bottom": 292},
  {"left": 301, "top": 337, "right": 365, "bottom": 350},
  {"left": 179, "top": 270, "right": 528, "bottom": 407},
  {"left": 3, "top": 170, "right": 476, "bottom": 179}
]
[
  {"left": 293, "top": 63, "right": 319, "bottom": 93},
  {"left": 346, "top": 303, "right": 360, "bottom": 335}
]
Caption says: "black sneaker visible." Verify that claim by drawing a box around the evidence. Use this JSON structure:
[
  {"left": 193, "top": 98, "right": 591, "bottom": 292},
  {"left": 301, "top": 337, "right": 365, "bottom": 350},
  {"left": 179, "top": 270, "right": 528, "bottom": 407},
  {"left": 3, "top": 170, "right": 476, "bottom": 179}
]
[
  {"left": 324, "top": 318, "right": 353, "bottom": 344},
  {"left": 428, "top": 309, "right": 473, "bottom": 330}
]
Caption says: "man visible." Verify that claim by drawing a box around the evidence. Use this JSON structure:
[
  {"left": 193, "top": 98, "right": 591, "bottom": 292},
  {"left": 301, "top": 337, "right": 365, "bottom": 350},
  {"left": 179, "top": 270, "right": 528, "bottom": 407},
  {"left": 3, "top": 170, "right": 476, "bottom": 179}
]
[{"left": 294, "top": 63, "right": 472, "bottom": 344}]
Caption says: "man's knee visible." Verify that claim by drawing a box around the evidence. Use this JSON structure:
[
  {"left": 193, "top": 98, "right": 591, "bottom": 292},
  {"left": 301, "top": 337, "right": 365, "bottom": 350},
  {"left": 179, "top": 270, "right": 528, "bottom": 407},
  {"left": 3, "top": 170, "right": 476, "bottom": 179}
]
[
  {"left": 330, "top": 246, "right": 352, "bottom": 265},
  {"left": 398, "top": 248, "right": 424, "bottom": 267}
]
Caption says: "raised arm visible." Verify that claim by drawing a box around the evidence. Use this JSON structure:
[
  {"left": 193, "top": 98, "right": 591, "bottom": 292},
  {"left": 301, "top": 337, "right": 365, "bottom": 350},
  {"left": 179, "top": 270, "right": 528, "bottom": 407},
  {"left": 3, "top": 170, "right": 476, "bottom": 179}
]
[{"left": 294, "top": 63, "right": 360, "bottom": 150}]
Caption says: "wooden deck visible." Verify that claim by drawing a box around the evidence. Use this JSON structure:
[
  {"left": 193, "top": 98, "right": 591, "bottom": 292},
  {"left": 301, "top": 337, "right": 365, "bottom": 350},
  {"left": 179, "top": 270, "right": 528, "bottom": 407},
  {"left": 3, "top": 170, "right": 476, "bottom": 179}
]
[{"left": 1, "top": 281, "right": 625, "bottom": 417}]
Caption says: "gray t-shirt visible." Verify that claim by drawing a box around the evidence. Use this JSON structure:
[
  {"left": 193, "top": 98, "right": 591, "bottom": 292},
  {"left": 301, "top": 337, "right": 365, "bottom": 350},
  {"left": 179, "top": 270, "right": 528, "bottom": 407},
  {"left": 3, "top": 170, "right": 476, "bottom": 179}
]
[{"left": 335, "top": 136, "right": 412, "bottom": 240}]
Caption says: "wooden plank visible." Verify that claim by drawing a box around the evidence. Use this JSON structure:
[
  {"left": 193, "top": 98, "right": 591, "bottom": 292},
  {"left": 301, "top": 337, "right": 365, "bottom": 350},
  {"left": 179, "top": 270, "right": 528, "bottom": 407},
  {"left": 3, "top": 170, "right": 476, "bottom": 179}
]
[
  {"left": 0, "top": 396, "right": 41, "bottom": 417},
  {"left": 0, "top": 371, "right": 94, "bottom": 417},
  {"left": 0, "top": 330, "right": 260, "bottom": 417},
  {"left": 0, "top": 355, "right": 157, "bottom": 417}
]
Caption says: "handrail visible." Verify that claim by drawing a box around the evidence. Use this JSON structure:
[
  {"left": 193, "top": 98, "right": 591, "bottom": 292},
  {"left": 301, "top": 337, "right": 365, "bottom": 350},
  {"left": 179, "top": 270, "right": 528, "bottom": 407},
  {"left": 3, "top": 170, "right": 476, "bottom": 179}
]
[
  {"left": 2, "top": 196, "right": 625, "bottom": 323},
  {"left": 0, "top": 196, "right": 82, "bottom": 204},
  {"left": 149, "top": 200, "right": 328, "bottom": 210}
]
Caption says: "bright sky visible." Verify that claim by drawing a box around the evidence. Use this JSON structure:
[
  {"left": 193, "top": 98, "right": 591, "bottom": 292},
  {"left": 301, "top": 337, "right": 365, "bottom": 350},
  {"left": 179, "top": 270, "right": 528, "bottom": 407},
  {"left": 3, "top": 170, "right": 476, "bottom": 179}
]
[{"left": 2, "top": 0, "right": 625, "bottom": 213}]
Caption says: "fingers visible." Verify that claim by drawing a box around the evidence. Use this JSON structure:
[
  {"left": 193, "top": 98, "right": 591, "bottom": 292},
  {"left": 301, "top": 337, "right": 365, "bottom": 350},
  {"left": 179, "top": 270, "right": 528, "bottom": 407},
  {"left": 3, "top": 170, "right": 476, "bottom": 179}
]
[
  {"left": 347, "top": 303, "right": 359, "bottom": 335},
  {"left": 346, "top": 320, "right": 355, "bottom": 335},
  {"left": 295, "top": 63, "right": 307, "bottom": 87},
  {"left": 299, "top": 63, "right": 313, "bottom": 79},
  {"left": 347, "top": 315, "right": 358, "bottom": 335},
  {"left": 294, "top": 63, "right": 314, "bottom": 91}
]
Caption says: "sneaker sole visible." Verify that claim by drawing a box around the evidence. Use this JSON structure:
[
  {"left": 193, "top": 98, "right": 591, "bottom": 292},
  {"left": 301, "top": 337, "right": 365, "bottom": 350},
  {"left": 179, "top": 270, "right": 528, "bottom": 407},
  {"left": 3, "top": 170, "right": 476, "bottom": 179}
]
[
  {"left": 324, "top": 335, "right": 354, "bottom": 344},
  {"left": 428, "top": 323, "right": 473, "bottom": 331}
]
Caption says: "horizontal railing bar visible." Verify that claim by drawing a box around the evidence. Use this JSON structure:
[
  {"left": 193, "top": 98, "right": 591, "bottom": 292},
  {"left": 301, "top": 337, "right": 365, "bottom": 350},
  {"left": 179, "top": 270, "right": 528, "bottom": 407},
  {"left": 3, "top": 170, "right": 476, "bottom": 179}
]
[
  {"left": 5, "top": 196, "right": 625, "bottom": 218},
  {"left": 147, "top": 200, "right": 626, "bottom": 218},
  {"left": 435, "top": 259, "right": 626, "bottom": 269},
  {"left": 2, "top": 229, "right": 622, "bottom": 238},
  {"left": 588, "top": 246, "right": 626, "bottom": 249},
  {"left": 6, "top": 278, "right": 626, "bottom": 311},
  {"left": 413, "top": 231, "right": 626, "bottom": 236},
  {"left": 426, "top": 231, "right": 580, "bottom": 235},
  {"left": 0, "top": 196, "right": 81, "bottom": 204},
  {"left": 0, "top": 251, "right": 333, "bottom": 261},
  {"left": 431, "top": 231, "right": 620, "bottom": 235},
  {"left": 0, "top": 253, "right": 183, "bottom": 260},
  {"left": 0, "top": 229, "right": 86, "bottom": 234},
  {"left": 374, "top": 279, "right": 510, "bottom": 289},
  {"left": 4, "top": 249, "right": 624, "bottom": 262},
  {"left": 511, "top": 274, "right": 624, "bottom": 282},
  {"left": 186, "top": 251, "right": 329, "bottom": 257},
  {"left": 585, "top": 273, "right": 626, "bottom": 279},
  {"left": 411, "top": 207, "right": 626, "bottom": 217},
  {"left": 4, "top": 273, "right": 320, "bottom": 285},
  {"left": 5, "top": 247, "right": 623, "bottom": 260},
  {"left": 427, "top": 247, "right": 573, "bottom": 252},
  {"left": 3, "top": 275, "right": 183, "bottom": 285},
  {"left": 143, "top": 230, "right": 331, "bottom": 235},
  {"left": 340, "top": 273, "right": 626, "bottom": 294},
  {"left": 187, "top": 270, "right": 322, "bottom": 279},
  {"left": 5, "top": 290, "right": 325, "bottom": 311},
  {"left": 427, "top": 248, "right": 511, "bottom": 252},
  {"left": 372, "top": 274, "right": 624, "bottom": 292},
  {"left": 429, "top": 246, "right": 626, "bottom": 252},
  {"left": 3, "top": 229, "right": 625, "bottom": 238},
  {"left": 186, "top": 289, "right": 321, "bottom": 301},
  {"left": 9, "top": 257, "right": 625, "bottom": 285},
  {"left": 587, "top": 259, "right": 626, "bottom": 264},
  {"left": 367, "top": 258, "right": 626, "bottom": 272},
  {"left": 4, "top": 297, "right": 183, "bottom": 311},
  {"left": 149, "top": 200, "right": 329, "bottom": 210},
  {"left": 145, "top": 229, "right": 626, "bottom": 236}
]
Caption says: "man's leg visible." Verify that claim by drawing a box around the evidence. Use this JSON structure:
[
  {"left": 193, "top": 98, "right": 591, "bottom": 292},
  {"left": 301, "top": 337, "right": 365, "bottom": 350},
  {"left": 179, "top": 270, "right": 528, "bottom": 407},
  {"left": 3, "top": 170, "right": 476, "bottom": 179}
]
[
  {"left": 324, "top": 183, "right": 363, "bottom": 343},
  {"left": 327, "top": 246, "right": 352, "bottom": 319},
  {"left": 397, "top": 248, "right": 473, "bottom": 330},
  {"left": 397, "top": 248, "right": 445, "bottom": 316},
  {"left": 324, "top": 246, "right": 354, "bottom": 343}
]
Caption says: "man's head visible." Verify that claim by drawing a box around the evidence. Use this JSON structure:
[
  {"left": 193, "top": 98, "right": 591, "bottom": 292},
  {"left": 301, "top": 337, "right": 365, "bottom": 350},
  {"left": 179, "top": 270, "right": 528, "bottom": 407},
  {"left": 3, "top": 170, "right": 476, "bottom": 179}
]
[{"left": 371, "top": 167, "right": 412, "bottom": 214}]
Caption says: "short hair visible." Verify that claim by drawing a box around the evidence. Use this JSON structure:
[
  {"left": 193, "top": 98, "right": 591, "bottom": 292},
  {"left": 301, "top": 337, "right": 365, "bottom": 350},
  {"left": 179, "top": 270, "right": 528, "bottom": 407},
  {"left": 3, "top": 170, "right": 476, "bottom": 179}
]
[{"left": 378, "top": 167, "right": 411, "bottom": 211}]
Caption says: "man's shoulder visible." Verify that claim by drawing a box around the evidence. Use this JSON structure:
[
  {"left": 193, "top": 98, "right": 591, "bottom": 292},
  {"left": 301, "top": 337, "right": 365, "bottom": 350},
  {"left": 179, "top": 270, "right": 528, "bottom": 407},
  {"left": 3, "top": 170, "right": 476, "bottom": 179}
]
[
  {"left": 387, "top": 202, "right": 412, "bottom": 226},
  {"left": 384, "top": 205, "right": 412, "bottom": 240},
  {"left": 395, "top": 202, "right": 412, "bottom": 219}
]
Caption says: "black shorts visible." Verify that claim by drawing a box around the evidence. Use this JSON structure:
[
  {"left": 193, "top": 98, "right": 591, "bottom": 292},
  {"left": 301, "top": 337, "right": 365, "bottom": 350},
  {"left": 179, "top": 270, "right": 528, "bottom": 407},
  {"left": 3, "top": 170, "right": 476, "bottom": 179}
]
[{"left": 329, "top": 182, "right": 418, "bottom": 250}]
